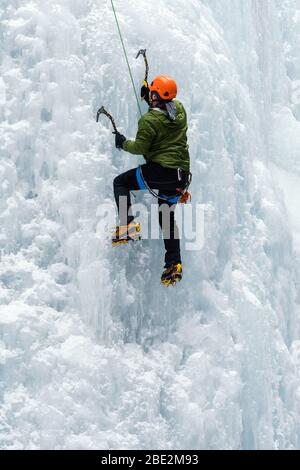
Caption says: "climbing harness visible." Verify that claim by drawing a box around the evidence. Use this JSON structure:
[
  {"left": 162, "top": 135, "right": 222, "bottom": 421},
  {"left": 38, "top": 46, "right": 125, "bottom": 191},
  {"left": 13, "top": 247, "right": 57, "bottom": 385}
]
[
  {"left": 137, "top": 166, "right": 192, "bottom": 205},
  {"left": 110, "top": 0, "right": 142, "bottom": 117}
]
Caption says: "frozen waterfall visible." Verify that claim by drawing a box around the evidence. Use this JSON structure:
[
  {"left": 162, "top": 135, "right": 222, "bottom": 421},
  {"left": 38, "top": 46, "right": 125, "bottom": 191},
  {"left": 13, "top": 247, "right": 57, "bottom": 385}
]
[{"left": 0, "top": 0, "right": 300, "bottom": 450}]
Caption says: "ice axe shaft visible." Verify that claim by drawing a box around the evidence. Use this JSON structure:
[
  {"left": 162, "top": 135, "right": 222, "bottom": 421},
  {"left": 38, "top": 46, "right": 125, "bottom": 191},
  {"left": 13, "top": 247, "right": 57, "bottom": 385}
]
[
  {"left": 136, "top": 49, "right": 149, "bottom": 84},
  {"left": 96, "top": 106, "right": 118, "bottom": 133}
]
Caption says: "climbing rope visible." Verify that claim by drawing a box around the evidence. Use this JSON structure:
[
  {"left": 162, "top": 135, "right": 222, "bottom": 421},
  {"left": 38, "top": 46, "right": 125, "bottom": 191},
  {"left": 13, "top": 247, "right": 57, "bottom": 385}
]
[{"left": 110, "top": 0, "right": 142, "bottom": 117}]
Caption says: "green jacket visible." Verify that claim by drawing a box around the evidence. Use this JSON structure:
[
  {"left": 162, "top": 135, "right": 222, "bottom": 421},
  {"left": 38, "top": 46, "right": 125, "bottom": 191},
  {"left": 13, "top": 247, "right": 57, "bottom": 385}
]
[{"left": 123, "top": 100, "right": 190, "bottom": 171}]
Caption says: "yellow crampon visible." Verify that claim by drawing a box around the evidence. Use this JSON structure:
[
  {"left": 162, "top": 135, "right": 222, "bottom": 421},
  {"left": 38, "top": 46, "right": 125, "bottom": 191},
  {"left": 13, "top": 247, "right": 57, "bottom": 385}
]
[
  {"left": 112, "top": 223, "right": 141, "bottom": 247},
  {"left": 161, "top": 263, "right": 183, "bottom": 287}
]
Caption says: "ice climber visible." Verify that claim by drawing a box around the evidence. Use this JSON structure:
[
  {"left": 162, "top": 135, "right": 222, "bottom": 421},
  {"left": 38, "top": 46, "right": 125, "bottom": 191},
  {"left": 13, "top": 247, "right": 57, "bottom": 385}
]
[{"left": 112, "top": 75, "right": 191, "bottom": 286}]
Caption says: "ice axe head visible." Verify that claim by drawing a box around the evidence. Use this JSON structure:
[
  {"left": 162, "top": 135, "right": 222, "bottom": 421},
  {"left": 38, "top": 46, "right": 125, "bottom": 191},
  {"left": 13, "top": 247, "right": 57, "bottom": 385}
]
[
  {"left": 96, "top": 105, "right": 106, "bottom": 123},
  {"left": 136, "top": 49, "right": 147, "bottom": 60}
]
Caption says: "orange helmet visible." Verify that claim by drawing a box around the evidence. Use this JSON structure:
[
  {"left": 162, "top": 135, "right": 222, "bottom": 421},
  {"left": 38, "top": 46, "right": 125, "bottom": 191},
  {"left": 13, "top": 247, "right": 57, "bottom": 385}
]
[{"left": 149, "top": 75, "right": 177, "bottom": 100}]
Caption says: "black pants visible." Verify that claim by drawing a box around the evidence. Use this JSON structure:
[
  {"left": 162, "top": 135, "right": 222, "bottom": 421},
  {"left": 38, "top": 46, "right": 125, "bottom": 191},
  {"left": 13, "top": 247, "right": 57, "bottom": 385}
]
[{"left": 114, "top": 163, "right": 188, "bottom": 267}]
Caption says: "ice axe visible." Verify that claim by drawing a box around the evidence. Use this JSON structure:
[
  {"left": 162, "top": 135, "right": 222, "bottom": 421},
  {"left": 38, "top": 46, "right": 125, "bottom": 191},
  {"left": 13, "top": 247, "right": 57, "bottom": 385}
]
[
  {"left": 96, "top": 106, "right": 118, "bottom": 133},
  {"left": 96, "top": 105, "right": 123, "bottom": 151},
  {"left": 136, "top": 49, "right": 149, "bottom": 87}
]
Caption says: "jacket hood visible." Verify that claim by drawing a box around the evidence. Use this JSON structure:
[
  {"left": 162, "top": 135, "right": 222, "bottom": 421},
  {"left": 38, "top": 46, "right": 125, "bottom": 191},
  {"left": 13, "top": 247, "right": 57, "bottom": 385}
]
[{"left": 150, "top": 100, "right": 186, "bottom": 129}]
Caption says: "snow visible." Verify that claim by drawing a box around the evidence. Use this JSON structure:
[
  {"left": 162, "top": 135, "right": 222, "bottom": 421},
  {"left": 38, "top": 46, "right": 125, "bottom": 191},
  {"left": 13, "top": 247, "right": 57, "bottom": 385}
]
[{"left": 0, "top": 0, "right": 300, "bottom": 450}]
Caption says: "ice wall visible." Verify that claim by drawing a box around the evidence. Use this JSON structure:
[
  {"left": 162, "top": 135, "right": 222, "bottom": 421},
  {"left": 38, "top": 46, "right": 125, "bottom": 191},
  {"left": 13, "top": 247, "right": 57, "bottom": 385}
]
[{"left": 0, "top": 0, "right": 300, "bottom": 450}]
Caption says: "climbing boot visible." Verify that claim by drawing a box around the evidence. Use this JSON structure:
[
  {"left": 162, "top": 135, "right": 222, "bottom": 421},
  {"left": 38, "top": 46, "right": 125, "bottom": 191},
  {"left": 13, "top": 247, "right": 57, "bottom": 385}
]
[
  {"left": 112, "top": 222, "right": 141, "bottom": 246},
  {"left": 161, "top": 263, "right": 183, "bottom": 286}
]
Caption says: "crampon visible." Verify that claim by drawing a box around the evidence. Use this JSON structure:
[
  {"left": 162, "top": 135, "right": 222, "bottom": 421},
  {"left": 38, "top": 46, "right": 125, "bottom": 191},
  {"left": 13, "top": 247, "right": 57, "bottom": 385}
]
[
  {"left": 112, "top": 223, "right": 141, "bottom": 246},
  {"left": 161, "top": 263, "right": 183, "bottom": 287}
]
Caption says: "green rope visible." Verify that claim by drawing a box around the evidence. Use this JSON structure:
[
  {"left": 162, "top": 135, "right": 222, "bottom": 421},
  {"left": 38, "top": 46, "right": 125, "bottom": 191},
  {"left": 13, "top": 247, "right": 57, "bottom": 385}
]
[{"left": 110, "top": 0, "right": 142, "bottom": 117}]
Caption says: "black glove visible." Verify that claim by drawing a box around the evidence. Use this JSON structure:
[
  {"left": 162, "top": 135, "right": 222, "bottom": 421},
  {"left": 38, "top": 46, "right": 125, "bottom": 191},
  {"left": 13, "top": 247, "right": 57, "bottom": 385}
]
[
  {"left": 141, "top": 81, "right": 150, "bottom": 105},
  {"left": 114, "top": 131, "right": 126, "bottom": 149}
]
